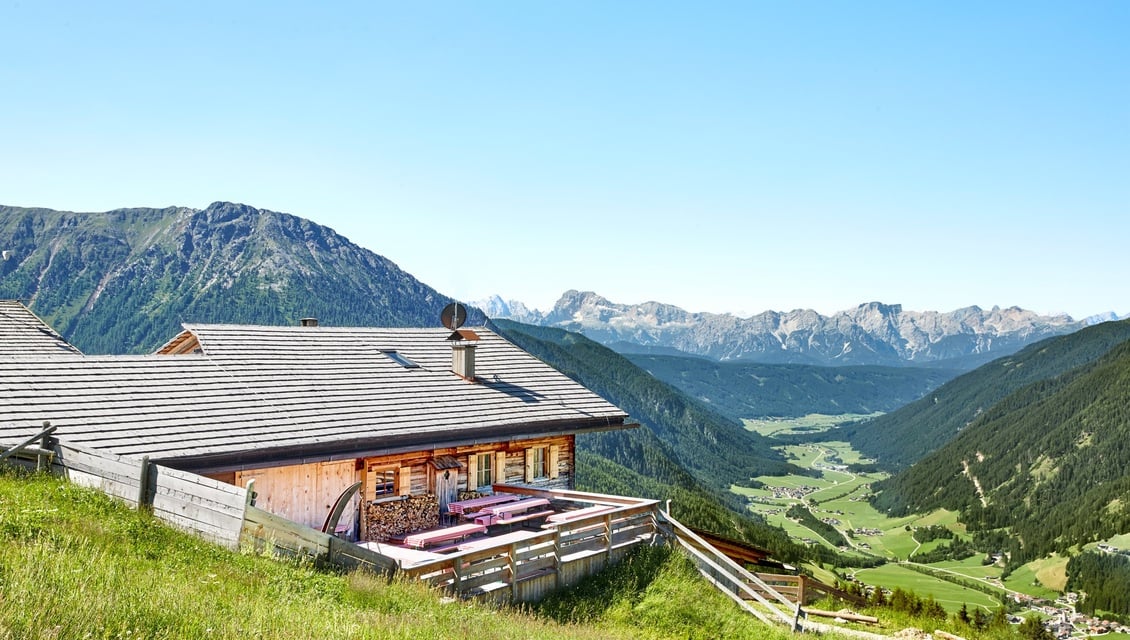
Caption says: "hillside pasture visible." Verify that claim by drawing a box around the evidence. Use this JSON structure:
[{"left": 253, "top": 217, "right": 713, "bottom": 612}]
[{"left": 853, "top": 564, "right": 1002, "bottom": 614}]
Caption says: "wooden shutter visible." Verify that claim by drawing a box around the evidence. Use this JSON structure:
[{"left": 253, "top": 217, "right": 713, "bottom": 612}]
[
  {"left": 467, "top": 455, "right": 477, "bottom": 490},
  {"left": 495, "top": 451, "right": 507, "bottom": 484},
  {"left": 524, "top": 448, "right": 535, "bottom": 483},
  {"left": 549, "top": 445, "right": 560, "bottom": 479},
  {"left": 397, "top": 466, "right": 411, "bottom": 496}
]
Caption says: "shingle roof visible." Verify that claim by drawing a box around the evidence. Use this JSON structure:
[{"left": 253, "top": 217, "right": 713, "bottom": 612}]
[
  {"left": 1, "top": 323, "right": 630, "bottom": 469},
  {"left": 0, "top": 301, "right": 82, "bottom": 356}
]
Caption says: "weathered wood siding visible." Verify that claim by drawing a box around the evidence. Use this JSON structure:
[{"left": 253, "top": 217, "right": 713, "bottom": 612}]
[
  {"left": 240, "top": 504, "right": 395, "bottom": 574},
  {"left": 235, "top": 460, "right": 359, "bottom": 533},
  {"left": 47, "top": 442, "right": 248, "bottom": 549},
  {"left": 355, "top": 436, "right": 575, "bottom": 540}
]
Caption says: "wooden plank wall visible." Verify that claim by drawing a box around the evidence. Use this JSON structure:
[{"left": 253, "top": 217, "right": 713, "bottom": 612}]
[
  {"left": 235, "top": 460, "right": 359, "bottom": 532},
  {"left": 53, "top": 442, "right": 145, "bottom": 507},
  {"left": 241, "top": 505, "right": 395, "bottom": 574},
  {"left": 151, "top": 464, "right": 248, "bottom": 549},
  {"left": 46, "top": 442, "right": 249, "bottom": 549}
]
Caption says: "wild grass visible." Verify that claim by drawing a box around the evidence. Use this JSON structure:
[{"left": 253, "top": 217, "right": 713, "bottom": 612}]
[{"left": 533, "top": 544, "right": 798, "bottom": 640}]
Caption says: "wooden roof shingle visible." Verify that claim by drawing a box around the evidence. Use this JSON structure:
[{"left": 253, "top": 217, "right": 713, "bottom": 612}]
[
  {"left": 2, "top": 323, "right": 631, "bottom": 470},
  {"left": 0, "top": 301, "right": 82, "bottom": 356}
]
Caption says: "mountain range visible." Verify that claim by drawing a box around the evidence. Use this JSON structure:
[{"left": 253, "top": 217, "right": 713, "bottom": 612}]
[
  {"left": 0, "top": 203, "right": 481, "bottom": 354},
  {"left": 478, "top": 291, "right": 1087, "bottom": 370}
]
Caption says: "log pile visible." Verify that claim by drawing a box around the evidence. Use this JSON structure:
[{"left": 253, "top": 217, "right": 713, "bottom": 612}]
[
  {"left": 458, "top": 490, "right": 485, "bottom": 502},
  {"left": 365, "top": 494, "right": 438, "bottom": 541}
]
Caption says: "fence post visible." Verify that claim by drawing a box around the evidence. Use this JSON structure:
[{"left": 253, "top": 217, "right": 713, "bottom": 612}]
[
  {"left": 553, "top": 527, "right": 563, "bottom": 590},
  {"left": 604, "top": 513, "right": 613, "bottom": 566},
  {"left": 509, "top": 542, "right": 519, "bottom": 602},
  {"left": 137, "top": 456, "right": 153, "bottom": 511},
  {"left": 37, "top": 421, "right": 54, "bottom": 471}
]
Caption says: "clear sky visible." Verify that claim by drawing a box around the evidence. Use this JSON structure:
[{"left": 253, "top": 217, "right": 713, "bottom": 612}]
[{"left": 1, "top": 2, "right": 1126, "bottom": 319}]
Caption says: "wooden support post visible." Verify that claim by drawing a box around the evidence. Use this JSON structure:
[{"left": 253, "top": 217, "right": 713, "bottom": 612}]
[
  {"left": 451, "top": 557, "right": 462, "bottom": 595},
  {"left": 604, "top": 513, "right": 613, "bottom": 566},
  {"left": 37, "top": 421, "right": 54, "bottom": 471},
  {"left": 553, "top": 528, "right": 563, "bottom": 590},
  {"left": 508, "top": 542, "right": 519, "bottom": 602},
  {"left": 137, "top": 456, "right": 153, "bottom": 511},
  {"left": 797, "top": 575, "right": 807, "bottom": 605}
]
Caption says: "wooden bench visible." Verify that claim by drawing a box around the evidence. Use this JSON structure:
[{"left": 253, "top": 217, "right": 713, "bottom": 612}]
[
  {"left": 489, "top": 509, "right": 555, "bottom": 529},
  {"left": 543, "top": 505, "right": 615, "bottom": 526},
  {"left": 402, "top": 523, "right": 487, "bottom": 549}
]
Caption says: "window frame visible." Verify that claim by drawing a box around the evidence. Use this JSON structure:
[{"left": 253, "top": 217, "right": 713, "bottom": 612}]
[
  {"left": 474, "top": 452, "right": 494, "bottom": 490},
  {"left": 532, "top": 446, "right": 549, "bottom": 480},
  {"left": 368, "top": 465, "right": 398, "bottom": 500}
]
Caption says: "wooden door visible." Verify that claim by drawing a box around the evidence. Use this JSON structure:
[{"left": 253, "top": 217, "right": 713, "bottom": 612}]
[{"left": 435, "top": 468, "right": 458, "bottom": 512}]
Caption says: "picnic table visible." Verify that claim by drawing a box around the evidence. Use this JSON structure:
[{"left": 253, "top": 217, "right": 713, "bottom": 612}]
[
  {"left": 471, "top": 497, "right": 553, "bottom": 526},
  {"left": 446, "top": 493, "right": 519, "bottom": 515},
  {"left": 402, "top": 523, "right": 486, "bottom": 549}
]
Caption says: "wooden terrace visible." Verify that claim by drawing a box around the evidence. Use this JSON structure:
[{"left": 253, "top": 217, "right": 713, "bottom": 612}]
[{"left": 360, "top": 484, "right": 662, "bottom": 603}]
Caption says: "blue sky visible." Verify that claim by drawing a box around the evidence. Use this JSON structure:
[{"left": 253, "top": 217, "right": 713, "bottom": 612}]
[{"left": 2, "top": 2, "right": 1126, "bottom": 318}]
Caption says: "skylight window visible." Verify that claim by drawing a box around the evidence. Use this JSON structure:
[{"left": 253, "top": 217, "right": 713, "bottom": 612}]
[{"left": 380, "top": 350, "right": 420, "bottom": 369}]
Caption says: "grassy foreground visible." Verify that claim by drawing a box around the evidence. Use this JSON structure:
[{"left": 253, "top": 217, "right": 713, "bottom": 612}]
[{"left": 0, "top": 469, "right": 797, "bottom": 640}]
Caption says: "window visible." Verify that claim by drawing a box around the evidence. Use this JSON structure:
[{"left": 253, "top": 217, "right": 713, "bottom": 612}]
[
  {"left": 475, "top": 453, "right": 493, "bottom": 489},
  {"left": 380, "top": 350, "right": 419, "bottom": 368},
  {"left": 532, "top": 447, "right": 548, "bottom": 479},
  {"left": 369, "top": 466, "right": 397, "bottom": 499},
  {"left": 530, "top": 446, "right": 548, "bottom": 480}
]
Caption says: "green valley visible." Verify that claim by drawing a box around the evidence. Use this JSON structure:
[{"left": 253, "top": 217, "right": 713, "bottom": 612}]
[{"left": 732, "top": 418, "right": 1071, "bottom": 614}]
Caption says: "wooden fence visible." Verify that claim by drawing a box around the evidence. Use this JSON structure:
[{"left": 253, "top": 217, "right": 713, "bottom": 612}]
[
  {"left": 4, "top": 438, "right": 249, "bottom": 549},
  {"left": 1, "top": 437, "right": 394, "bottom": 573},
  {"left": 658, "top": 511, "right": 801, "bottom": 629}
]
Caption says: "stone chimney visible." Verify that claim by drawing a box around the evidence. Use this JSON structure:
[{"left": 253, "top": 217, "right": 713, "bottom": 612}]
[{"left": 300, "top": 318, "right": 318, "bottom": 327}]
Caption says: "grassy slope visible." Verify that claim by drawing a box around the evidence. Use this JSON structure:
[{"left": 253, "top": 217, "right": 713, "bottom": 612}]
[{"left": 0, "top": 469, "right": 797, "bottom": 640}]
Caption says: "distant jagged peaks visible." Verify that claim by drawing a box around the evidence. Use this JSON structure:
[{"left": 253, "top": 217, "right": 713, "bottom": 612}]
[{"left": 482, "top": 290, "right": 1085, "bottom": 369}]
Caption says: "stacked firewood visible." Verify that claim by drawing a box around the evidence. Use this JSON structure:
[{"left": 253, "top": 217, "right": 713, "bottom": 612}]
[
  {"left": 457, "top": 490, "right": 485, "bottom": 502},
  {"left": 365, "top": 494, "right": 439, "bottom": 541}
]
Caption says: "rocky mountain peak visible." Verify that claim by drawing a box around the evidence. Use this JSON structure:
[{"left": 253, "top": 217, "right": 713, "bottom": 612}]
[{"left": 487, "top": 291, "right": 1085, "bottom": 369}]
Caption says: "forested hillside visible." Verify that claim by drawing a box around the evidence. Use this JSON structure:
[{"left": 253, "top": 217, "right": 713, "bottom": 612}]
[
  {"left": 0, "top": 203, "right": 478, "bottom": 353},
  {"left": 872, "top": 335, "right": 1130, "bottom": 571},
  {"left": 627, "top": 354, "right": 958, "bottom": 421},
  {"left": 491, "top": 320, "right": 833, "bottom": 563},
  {"left": 844, "top": 319, "right": 1130, "bottom": 470}
]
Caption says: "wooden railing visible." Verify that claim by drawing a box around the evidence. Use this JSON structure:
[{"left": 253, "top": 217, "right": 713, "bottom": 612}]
[
  {"left": 400, "top": 487, "right": 661, "bottom": 603},
  {"left": 657, "top": 511, "right": 801, "bottom": 629}
]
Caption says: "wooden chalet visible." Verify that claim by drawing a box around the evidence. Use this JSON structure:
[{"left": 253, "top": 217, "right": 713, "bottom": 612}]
[{"left": 0, "top": 306, "right": 635, "bottom": 541}]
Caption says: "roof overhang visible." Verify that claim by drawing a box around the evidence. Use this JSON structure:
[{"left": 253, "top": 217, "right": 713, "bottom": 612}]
[{"left": 155, "top": 417, "right": 638, "bottom": 475}]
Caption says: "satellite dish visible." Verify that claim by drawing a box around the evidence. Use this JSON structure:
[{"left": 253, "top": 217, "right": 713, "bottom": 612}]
[{"left": 440, "top": 302, "right": 468, "bottom": 331}]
